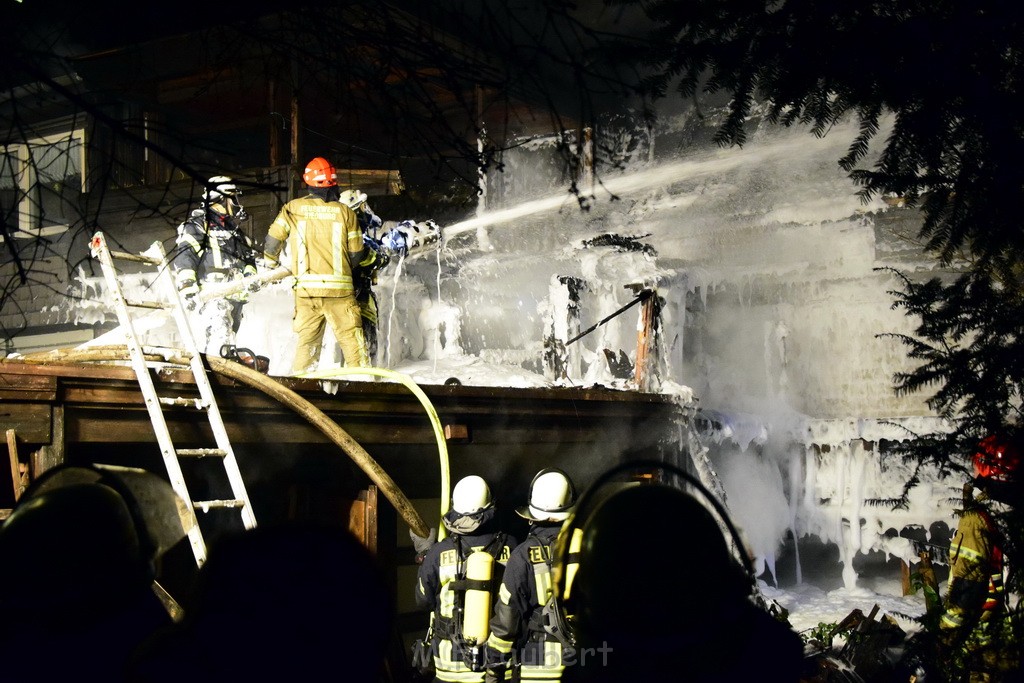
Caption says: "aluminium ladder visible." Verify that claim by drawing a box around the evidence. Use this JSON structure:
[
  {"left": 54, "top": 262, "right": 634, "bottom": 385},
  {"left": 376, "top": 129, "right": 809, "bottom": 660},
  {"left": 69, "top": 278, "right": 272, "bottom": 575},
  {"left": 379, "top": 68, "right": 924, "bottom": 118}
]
[{"left": 89, "top": 231, "right": 257, "bottom": 567}]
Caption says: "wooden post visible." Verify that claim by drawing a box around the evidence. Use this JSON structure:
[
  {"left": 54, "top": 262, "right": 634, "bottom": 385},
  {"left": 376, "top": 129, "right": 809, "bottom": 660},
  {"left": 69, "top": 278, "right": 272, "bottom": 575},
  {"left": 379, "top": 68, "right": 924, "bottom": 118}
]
[
  {"left": 631, "top": 287, "right": 659, "bottom": 391},
  {"left": 268, "top": 80, "right": 282, "bottom": 168},
  {"left": 918, "top": 551, "right": 940, "bottom": 612},
  {"left": 31, "top": 405, "right": 65, "bottom": 479},
  {"left": 6, "top": 429, "right": 23, "bottom": 503},
  {"left": 901, "top": 552, "right": 941, "bottom": 613},
  {"left": 580, "top": 126, "right": 593, "bottom": 198}
]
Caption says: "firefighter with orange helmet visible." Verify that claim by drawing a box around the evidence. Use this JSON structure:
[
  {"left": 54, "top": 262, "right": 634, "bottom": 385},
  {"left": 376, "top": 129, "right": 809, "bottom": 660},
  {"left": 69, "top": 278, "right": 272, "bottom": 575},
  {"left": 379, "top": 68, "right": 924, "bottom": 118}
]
[
  {"left": 262, "top": 158, "right": 382, "bottom": 374},
  {"left": 939, "top": 434, "right": 1020, "bottom": 681},
  {"left": 414, "top": 475, "right": 518, "bottom": 682},
  {"left": 171, "top": 176, "right": 257, "bottom": 356},
  {"left": 484, "top": 469, "right": 576, "bottom": 683}
]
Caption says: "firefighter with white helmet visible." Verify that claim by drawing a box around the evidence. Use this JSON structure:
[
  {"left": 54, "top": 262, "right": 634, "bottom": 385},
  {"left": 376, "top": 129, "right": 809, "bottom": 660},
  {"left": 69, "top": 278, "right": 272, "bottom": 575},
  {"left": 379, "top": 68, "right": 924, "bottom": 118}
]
[
  {"left": 484, "top": 468, "right": 576, "bottom": 683},
  {"left": 171, "top": 175, "right": 257, "bottom": 356},
  {"left": 414, "top": 475, "right": 518, "bottom": 682},
  {"left": 262, "top": 158, "right": 382, "bottom": 373}
]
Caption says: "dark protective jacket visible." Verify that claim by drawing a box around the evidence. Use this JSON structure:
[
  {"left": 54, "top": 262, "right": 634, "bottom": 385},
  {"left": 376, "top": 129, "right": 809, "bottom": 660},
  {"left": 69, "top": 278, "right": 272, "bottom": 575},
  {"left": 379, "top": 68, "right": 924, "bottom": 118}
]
[
  {"left": 416, "top": 528, "right": 517, "bottom": 682},
  {"left": 171, "top": 210, "right": 257, "bottom": 300},
  {"left": 353, "top": 205, "right": 387, "bottom": 321},
  {"left": 485, "top": 524, "right": 567, "bottom": 683}
]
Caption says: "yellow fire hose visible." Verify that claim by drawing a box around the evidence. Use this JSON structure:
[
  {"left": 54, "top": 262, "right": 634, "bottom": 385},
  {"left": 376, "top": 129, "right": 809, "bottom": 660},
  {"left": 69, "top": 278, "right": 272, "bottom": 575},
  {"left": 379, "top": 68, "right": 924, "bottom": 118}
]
[{"left": 296, "top": 365, "right": 451, "bottom": 540}]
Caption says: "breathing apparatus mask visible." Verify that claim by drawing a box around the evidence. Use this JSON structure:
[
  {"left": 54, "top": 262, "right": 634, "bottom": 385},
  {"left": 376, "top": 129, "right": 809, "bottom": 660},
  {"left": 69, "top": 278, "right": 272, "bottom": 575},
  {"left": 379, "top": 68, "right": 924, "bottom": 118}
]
[
  {"left": 203, "top": 176, "right": 248, "bottom": 226},
  {"left": 443, "top": 501, "right": 496, "bottom": 535}
]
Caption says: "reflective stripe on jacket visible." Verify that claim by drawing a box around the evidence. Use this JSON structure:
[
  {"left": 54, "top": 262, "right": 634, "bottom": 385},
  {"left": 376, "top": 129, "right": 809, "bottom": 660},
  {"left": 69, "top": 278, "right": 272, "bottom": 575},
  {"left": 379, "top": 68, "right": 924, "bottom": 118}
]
[
  {"left": 941, "top": 506, "right": 1004, "bottom": 631},
  {"left": 171, "top": 217, "right": 257, "bottom": 300},
  {"left": 267, "top": 196, "right": 361, "bottom": 298}
]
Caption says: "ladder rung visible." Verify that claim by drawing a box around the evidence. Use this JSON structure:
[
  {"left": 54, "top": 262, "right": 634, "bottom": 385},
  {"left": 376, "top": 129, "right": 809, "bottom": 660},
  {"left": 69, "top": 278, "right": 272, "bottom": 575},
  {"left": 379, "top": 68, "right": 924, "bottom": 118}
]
[
  {"left": 176, "top": 448, "right": 227, "bottom": 457},
  {"left": 159, "top": 397, "right": 208, "bottom": 408},
  {"left": 110, "top": 249, "right": 162, "bottom": 266},
  {"left": 192, "top": 499, "right": 246, "bottom": 511},
  {"left": 124, "top": 299, "right": 168, "bottom": 310}
]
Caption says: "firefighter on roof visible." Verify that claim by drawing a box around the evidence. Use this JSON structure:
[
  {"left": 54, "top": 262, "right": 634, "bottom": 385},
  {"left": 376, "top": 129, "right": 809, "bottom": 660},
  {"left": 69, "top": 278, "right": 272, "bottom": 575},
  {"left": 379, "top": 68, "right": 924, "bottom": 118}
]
[
  {"left": 263, "top": 158, "right": 382, "bottom": 374},
  {"left": 171, "top": 176, "right": 257, "bottom": 357},
  {"left": 484, "top": 469, "right": 576, "bottom": 683},
  {"left": 339, "top": 188, "right": 388, "bottom": 365},
  {"left": 414, "top": 475, "right": 518, "bottom": 683}
]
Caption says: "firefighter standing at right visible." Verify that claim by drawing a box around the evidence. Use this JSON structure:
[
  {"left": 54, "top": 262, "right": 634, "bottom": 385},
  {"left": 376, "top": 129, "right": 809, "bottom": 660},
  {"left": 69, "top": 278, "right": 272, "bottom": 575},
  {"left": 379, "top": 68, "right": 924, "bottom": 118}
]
[
  {"left": 484, "top": 469, "right": 576, "bottom": 683},
  {"left": 339, "top": 188, "right": 388, "bottom": 365},
  {"left": 414, "top": 475, "right": 518, "bottom": 683},
  {"left": 939, "top": 435, "right": 1021, "bottom": 682}
]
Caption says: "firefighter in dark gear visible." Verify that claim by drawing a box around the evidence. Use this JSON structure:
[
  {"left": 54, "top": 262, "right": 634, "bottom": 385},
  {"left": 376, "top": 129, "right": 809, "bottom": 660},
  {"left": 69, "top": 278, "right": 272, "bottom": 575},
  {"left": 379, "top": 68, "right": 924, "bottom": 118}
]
[
  {"left": 938, "top": 435, "right": 1020, "bottom": 682},
  {"left": 551, "top": 460, "right": 804, "bottom": 683},
  {"left": 415, "top": 475, "right": 518, "bottom": 683},
  {"left": 263, "top": 158, "right": 381, "bottom": 374},
  {"left": 171, "top": 176, "right": 257, "bottom": 356},
  {"left": 484, "top": 469, "right": 576, "bottom": 683},
  {"left": 339, "top": 188, "right": 388, "bottom": 364}
]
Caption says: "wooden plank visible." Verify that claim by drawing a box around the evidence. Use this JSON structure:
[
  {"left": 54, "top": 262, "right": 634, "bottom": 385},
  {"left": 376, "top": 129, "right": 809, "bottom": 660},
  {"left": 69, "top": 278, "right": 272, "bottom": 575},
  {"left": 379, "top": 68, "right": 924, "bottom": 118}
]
[
  {"left": 7, "top": 429, "right": 24, "bottom": 502},
  {"left": 0, "top": 370, "right": 57, "bottom": 401},
  {"left": 2, "top": 430, "right": 18, "bottom": 508},
  {"left": 348, "top": 499, "right": 368, "bottom": 547},
  {"left": 364, "top": 485, "right": 378, "bottom": 555},
  {"left": 0, "top": 361, "right": 136, "bottom": 381},
  {"left": 0, "top": 403, "right": 53, "bottom": 444}
]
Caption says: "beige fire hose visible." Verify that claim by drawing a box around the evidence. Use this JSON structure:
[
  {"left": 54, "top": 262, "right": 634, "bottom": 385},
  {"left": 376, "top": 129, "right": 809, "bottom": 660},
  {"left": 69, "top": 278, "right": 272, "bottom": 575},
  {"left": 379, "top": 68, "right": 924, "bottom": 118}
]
[{"left": 4, "top": 347, "right": 429, "bottom": 537}]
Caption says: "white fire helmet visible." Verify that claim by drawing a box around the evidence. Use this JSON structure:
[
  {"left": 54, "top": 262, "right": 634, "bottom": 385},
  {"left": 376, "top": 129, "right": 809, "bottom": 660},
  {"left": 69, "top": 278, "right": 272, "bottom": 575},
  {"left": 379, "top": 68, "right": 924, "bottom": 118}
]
[
  {"left": 339, "top": 189, "right": 368, "bottom": 210},
  {"left": 204, "top": 176, "right": 240, "bottom": 203},
  {"left": 451, "top": 475, "right": 492, "bottom": 515},
  {"left": 518, "top": 468, "right": 575, "bottom": 522},
  {"left": 203, "top": 176, "right": 245, "bottom": 218}
]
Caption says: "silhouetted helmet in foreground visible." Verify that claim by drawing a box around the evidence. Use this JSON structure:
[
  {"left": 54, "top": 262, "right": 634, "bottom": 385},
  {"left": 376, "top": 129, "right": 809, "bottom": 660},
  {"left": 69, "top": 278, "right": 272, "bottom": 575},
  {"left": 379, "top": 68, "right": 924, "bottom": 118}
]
[
  {"left": 0, "top": 464, "right": 188, "bottom": 622},
  {"left": 551, "top": 460, "right": 755, "bottom": 649}
]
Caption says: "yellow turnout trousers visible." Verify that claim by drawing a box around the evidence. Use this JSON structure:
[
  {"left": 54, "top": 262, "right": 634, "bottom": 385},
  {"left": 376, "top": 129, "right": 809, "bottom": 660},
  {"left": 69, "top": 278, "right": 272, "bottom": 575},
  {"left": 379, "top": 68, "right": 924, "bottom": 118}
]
[{"left": 291, "top": 295, "right": 369, "bottom": 373}]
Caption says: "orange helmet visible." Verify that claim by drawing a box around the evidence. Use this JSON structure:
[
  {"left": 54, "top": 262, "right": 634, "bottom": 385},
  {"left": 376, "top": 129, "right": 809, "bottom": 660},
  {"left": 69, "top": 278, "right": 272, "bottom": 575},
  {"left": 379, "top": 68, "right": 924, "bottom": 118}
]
[
  {"left": 973, "top": 434, "right": 1021, "bottom": 483},
  {"left": 302, "top": 157, "right": 337, "bottom": 187}
]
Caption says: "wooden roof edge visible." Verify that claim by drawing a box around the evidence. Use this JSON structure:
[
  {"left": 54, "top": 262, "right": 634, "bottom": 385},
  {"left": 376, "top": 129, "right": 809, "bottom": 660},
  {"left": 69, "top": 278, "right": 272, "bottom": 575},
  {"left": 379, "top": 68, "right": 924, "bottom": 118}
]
[{"left": 0, "top": 358, "right": 684, "bottom": 407}]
